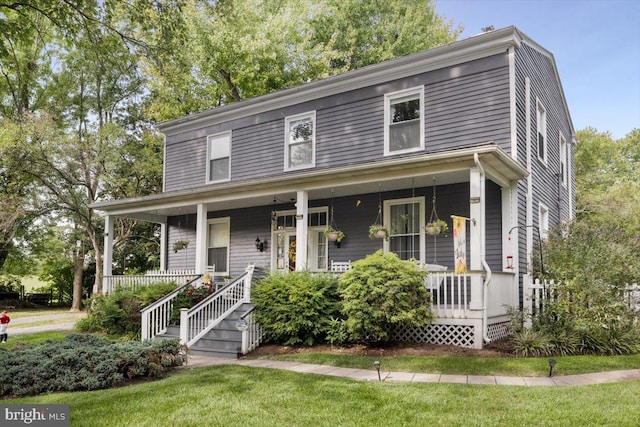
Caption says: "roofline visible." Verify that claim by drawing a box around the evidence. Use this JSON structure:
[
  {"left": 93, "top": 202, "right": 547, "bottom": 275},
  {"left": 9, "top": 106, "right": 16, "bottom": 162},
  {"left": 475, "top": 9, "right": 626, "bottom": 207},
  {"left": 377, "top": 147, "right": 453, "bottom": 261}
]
[
  {"left": 157, "top": 26, "right": 522, "bottom": 136},
  {"left": 514, "top": 28, "right": 576, "bottom": 137},
  {"left": 91, "top": 144, "right": 527, "bottom": 215}
]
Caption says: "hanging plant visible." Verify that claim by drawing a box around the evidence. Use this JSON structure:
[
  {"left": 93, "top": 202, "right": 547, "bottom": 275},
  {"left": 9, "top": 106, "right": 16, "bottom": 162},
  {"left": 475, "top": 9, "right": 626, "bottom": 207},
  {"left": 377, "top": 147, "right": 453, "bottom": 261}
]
[
  {"left": 369, "top": 224, "right": 389, "bottom": 241},
  {"left": 425, "top": 178, "right": 449, "bottom": 236},
  {"left": 425, "top": 219, "right": 449, "bottom": 236},
  {"left": 173, "top": 240, "right": 189, "bottom": 253},
  {"left": 369, "top": 186, "right": 389, "bottom": 240},
  {"left": 324, "top": 226, "right": 345, "bottom": 243}
]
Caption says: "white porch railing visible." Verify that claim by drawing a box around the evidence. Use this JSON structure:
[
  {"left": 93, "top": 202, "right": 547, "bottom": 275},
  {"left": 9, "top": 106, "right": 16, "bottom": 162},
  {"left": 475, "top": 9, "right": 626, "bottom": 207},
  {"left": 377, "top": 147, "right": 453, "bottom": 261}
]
[
  {"left": 425, "top": 270, "right": 516, "bottom": 319},
  {"left": 180, "top": 265, "right": 255, "bottom": 347},
  {"left": 140, "top": 276, "right": 200, "bottom": 340},
  {"left": 103, "top": 269, "right": 199, "bottom": 295},
  {"left": 238, "top": 306, "right": 263, "bottom": 354}
]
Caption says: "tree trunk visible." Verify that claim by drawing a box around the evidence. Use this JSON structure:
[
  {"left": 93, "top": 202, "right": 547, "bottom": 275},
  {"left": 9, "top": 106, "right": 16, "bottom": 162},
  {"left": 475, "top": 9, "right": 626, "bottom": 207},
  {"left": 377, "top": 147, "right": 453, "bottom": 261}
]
[{"left": 70, "top": 251, "right": 83, "bottom": 312}]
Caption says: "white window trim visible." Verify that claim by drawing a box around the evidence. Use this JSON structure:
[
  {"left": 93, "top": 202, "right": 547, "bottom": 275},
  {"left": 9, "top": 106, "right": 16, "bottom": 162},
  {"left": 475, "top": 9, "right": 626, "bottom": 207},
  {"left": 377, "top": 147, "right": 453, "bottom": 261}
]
[
  {"left": 284, "top": 111, "right": 316, "bottom": 172},
  {"left": 384, "top": 86, "right": 425, "bottom": 156},
  {"left": 207, "top": 217, "right": 230, "bottom": 275},
  {"left": 538, "top": 203, "right": 549, "bottom": 240},
  {"left": 206, "top": 131, "right": 231, "bottom": 184},
  {"left": 559, "top": 131, "right": 567, "bottom": 188},
  {"left": 383, "top": 196, "right": 425, "bottom": 264},
  {"left": 271, "top": 207, "right": 328, "bottom": 271},
  {"left": 536, "top": 99, "right": 547, "bottom": 166}
]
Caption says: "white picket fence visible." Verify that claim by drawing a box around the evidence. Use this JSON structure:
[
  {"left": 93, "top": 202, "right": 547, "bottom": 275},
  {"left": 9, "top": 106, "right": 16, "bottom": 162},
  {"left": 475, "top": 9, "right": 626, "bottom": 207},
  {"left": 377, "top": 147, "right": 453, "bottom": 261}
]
[
  {"left": 524, "top": 276, "right": 640, "bottom": 326},
  {"left": 103, "top": 269, "right": 199, "bottom": 295}
]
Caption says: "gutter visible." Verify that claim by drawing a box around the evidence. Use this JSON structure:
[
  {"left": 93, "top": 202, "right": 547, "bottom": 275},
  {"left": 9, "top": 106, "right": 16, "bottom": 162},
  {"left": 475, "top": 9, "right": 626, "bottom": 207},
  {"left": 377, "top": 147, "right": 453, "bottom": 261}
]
[{"left": 474, "top": 153, "right": 493, "bottom": 345}]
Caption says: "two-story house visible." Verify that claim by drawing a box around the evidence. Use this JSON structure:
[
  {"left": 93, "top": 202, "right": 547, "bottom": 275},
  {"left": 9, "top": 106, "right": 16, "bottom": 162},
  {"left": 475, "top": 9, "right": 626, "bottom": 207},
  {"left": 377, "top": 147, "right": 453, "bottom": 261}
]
[{"left": 93, "top": 26, "right": 575, "bottom": 351}]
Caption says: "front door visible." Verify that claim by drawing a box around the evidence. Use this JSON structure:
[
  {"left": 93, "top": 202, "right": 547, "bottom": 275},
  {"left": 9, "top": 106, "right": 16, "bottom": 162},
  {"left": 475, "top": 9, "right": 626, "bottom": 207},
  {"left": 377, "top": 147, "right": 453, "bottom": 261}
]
[
  {"left": 274, "top": 232, "right": 297, "bottom": 271},
  {"left": 272, "top": 208, "right": 327, "bottom": 272}
]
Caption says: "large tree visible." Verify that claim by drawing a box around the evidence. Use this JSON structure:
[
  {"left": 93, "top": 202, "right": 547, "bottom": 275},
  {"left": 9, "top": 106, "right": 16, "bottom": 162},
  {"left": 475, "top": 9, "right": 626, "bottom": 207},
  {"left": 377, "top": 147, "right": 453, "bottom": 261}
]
[{"left": 143, "top": 0, "right": 460, "bottom": 121}]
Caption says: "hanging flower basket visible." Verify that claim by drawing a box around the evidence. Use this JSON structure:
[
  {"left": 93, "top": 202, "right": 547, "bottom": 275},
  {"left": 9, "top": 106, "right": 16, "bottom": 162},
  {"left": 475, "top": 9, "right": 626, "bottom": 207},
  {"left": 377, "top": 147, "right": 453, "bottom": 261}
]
[
  {"left": 369, "top": 224, "right": 389, "bottom": 241},
  {"left": 324, "top": 226, "right": 345, "bottom": 243},
  {"left": 425, "top": 219, "right": 448, "bottom": 236},
  {"left": 173, "top": 240, "right": 189, "bottom": 253}
]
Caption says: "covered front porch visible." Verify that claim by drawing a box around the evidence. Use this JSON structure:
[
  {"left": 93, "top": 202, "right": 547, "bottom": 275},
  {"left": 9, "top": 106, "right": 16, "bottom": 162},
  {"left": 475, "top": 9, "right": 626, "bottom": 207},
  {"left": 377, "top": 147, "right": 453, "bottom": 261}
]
[{"left": 96, "top": 144, "right": 527, "bottom": 348}]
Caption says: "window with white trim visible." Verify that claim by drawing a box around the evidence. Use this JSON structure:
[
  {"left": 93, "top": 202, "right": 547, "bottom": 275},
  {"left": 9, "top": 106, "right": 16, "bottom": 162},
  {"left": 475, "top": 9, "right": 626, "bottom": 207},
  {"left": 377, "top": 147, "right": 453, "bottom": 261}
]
[
  {"left": 284, "top": 112, "right": 315, "bottom": 171},
  {"left": 537, "top": 101, "right": 547, "bottom": 164},
  {"left": 207, "top": 218, "right": 230, "bottom": 275},
  {"left": 538, "top": 203, "right": 549, "bottom": 240},
  {"left": 207, "top": 132, "right": 231, "bottom": 183},
  {"left": 384, "top": 87, "right": 424, "bottom": 155},
  {"left": 383, "top": 197, "right": 425, "bottom": 263},
  {"left": 559, "top": 132, "right": 567, "bottom": 187}
]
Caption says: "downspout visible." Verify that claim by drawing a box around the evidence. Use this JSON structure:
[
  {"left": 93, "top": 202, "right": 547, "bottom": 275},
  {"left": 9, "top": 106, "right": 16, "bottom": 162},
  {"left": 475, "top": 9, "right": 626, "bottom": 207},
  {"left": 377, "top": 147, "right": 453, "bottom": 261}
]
[{"left": 474, "top": 153, "right": 493, "bottom": 344}]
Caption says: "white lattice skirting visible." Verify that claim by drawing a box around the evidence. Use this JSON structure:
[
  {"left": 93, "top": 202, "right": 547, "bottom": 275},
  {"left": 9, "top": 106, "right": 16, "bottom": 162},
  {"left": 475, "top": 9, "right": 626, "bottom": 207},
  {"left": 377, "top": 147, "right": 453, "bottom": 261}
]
[
  {"left": 393, "top": 320, "right": 511, "bottom": 349},
  {"left": 394, "top": 323, "right": 476, "bottom": 348},
  {"left": 486, "top": 321, "right": 510, "bottom": 342}
]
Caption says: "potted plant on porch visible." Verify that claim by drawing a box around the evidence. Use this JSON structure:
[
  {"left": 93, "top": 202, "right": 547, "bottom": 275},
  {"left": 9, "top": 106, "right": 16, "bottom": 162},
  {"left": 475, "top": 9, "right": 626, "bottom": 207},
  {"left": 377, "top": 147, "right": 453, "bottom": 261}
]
[
  {"left": 369, "top": 224, "right": 389, "bottom": 241},
  {"left": 173, "top": 239, "right": 189, "bottom": 253},
  {"left": 324, "top": 226, "right": 345, "bottom": 244},
  {"left": 424, "top": 219, "right": 449, "bottom": 236}
]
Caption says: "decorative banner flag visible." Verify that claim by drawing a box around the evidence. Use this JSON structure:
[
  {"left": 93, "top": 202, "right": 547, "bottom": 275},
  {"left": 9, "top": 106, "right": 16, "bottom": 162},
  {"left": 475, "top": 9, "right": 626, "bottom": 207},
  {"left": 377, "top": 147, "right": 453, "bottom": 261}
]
[{"left": 452, "top": 216, "right": 467, "bottom": 274}]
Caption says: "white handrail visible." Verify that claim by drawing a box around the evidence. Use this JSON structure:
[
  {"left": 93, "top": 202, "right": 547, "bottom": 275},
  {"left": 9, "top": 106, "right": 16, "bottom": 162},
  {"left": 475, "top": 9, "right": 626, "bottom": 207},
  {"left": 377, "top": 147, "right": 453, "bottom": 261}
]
[
  {"left": 180, "top": 264, "right": 255, "bottom": 346},
  {"left": 140, "top": 277, "right": 201, "bottom": 340}
]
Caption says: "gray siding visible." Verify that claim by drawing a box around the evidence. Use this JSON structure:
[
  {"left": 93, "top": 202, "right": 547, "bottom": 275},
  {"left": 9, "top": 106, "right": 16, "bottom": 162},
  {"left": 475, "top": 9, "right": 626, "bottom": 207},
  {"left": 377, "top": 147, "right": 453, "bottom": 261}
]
[
  {"left": 514, "top": 42, "right": 575, "bottom": 306},
  {"left": 163, "top": 53, "right": 511, "bottom": 192},
  {"left": 166, "top": 181, "right": 504, "bottom": 276}
]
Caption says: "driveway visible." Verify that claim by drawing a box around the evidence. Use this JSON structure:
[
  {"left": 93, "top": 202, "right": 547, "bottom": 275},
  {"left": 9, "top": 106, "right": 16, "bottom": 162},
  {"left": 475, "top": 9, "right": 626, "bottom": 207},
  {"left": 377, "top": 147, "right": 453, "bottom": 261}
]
[{"left": 9, "top": 312, "right": 87, "bottom": 335}]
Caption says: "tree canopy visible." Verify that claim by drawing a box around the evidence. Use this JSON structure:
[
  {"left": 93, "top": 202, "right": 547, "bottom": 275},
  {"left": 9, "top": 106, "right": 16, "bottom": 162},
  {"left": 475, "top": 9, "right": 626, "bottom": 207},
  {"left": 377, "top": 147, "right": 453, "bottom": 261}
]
[{"left": 0, "top": 0, "right": 461, "bottom": 305}]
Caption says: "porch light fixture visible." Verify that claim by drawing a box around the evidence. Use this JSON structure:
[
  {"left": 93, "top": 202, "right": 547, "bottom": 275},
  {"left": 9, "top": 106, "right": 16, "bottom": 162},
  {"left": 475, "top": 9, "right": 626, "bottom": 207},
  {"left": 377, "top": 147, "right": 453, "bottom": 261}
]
[
  {"left": 373, "top": 360, "right": 381, "bottom": 381},
  {"left": 295, "top": 214, "right": 303, "bottom": 220},
  {"left": 506, "top": 255, "right": 514, "bottom": 269},
  {"left": 548, "top": 358, "right": 556, "bottom": 377},
  {"left": 255, "top": 237, "right": 265, "bottom": 252}
]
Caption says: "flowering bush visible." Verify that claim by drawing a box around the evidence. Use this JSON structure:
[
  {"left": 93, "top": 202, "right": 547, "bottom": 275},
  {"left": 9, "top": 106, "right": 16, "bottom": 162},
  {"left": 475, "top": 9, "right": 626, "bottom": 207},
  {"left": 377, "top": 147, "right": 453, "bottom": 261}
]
[{"left": 169, "top": 283, "right": 215, "bottom": 324}]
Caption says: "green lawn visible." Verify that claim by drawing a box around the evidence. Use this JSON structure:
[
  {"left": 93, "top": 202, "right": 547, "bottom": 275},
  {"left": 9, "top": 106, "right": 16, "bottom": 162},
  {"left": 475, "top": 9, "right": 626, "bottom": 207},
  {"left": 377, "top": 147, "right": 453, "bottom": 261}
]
[{"left": 4, "top": 365, "right": 640, "bottom": 426}]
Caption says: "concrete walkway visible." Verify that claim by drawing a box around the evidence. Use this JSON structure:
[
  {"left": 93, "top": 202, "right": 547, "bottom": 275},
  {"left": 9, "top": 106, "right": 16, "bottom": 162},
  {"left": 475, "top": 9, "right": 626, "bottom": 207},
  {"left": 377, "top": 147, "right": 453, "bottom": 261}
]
[{"left": 185, "top": 355, "right": 640, "bottom": 387}]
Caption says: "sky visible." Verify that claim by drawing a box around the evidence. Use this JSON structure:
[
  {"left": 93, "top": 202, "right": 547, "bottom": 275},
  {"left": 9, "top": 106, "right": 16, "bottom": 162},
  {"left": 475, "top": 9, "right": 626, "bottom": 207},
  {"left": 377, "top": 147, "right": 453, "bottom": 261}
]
[{"left": 435, "top": 0, "right": 640, "bottom": 139}]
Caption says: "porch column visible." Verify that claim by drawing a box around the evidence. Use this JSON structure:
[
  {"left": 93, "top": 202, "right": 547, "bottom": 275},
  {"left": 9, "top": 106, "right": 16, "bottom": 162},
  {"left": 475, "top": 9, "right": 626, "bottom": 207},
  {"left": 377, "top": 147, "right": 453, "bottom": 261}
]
[
  {"left": 102, "top": 215, "right": 114, "bottom": 295},
  {"left": 295, "top": 190, "right": 308, "bottom": 271},
  {"left": 502, "top": 183, "right": 517, "bottom": 272},
  {"left": 469, "top": 167, "right": 484, "bottom": 310},
  {"left": 159, "top": 223, "right": 167, "bottom": 272},
  {"left": 195, "top": 204, "right": 208, "bottom": 274}
]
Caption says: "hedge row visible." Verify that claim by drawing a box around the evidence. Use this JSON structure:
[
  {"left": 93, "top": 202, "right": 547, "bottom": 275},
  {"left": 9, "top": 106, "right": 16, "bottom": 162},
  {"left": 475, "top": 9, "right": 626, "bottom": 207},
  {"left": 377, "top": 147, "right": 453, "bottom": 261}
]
[{"left": 0, "top": 334, "right": 184, "bottom": 397}]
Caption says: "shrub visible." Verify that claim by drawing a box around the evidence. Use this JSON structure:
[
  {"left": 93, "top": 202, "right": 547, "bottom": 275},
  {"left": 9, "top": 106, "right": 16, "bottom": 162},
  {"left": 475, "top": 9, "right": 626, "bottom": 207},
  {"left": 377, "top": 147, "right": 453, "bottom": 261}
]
[
  {"left": 511, "top": 329, "right": 553, "bottom": 357},
  {"left": 253, "top": 271, "right": 341, "bottom": 346},
  {"left": 0, "top": 334, "right": 184, "bottom": 397},
  {"left": 78, "top": 282, "right": 179, "bottom": 338},
  {"left": 0, "top": 275, "right": 21, "bottom": 293},
  {"left": 338, "top": 250, "right": 432, "bottom": 344},
  {"left": 169, "top": 283, "right": 215, "bottom": 324}
]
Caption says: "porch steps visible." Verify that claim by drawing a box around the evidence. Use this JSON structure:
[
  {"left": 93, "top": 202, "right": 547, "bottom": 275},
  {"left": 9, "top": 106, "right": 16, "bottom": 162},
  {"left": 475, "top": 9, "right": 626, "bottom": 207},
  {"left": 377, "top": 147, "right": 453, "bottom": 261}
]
[{"left": 155, "top": 303, "right": 256, "bottom": 359}]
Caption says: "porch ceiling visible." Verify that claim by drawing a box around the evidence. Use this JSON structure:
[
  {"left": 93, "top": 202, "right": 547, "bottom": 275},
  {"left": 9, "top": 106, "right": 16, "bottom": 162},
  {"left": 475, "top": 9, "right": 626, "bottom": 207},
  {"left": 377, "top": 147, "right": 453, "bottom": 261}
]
[{"left": 92, "top": 144, "right": 527, "bottom": 222}]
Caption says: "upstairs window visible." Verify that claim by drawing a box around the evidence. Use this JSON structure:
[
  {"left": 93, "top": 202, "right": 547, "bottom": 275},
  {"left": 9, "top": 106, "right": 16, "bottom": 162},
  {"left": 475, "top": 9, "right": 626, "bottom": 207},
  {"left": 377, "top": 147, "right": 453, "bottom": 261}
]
[
  {"left": 539, "top": 203, "right": 549, "bottom": 240},
  {"left": 207, "top": 132, "right": 231, "bottom": 183},
  {"left": 384, "top": 87, "right": 424, "bottom": 155},
  {"left": 537, "top": 101, "right": 547, "bottom": 165},
  {"left": 285, "top": 112, "right": 315, "bottom": 171},
  {"left": 559, "top": 132, "right": 567, "bottom": 187}
]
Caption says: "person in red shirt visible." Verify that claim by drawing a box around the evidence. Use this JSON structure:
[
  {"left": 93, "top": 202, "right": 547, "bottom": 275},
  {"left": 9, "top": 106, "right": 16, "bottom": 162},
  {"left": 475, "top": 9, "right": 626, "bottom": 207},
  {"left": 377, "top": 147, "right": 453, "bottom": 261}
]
[{"left": 0, "top": 310, "right": 10, "bottom": 342}]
